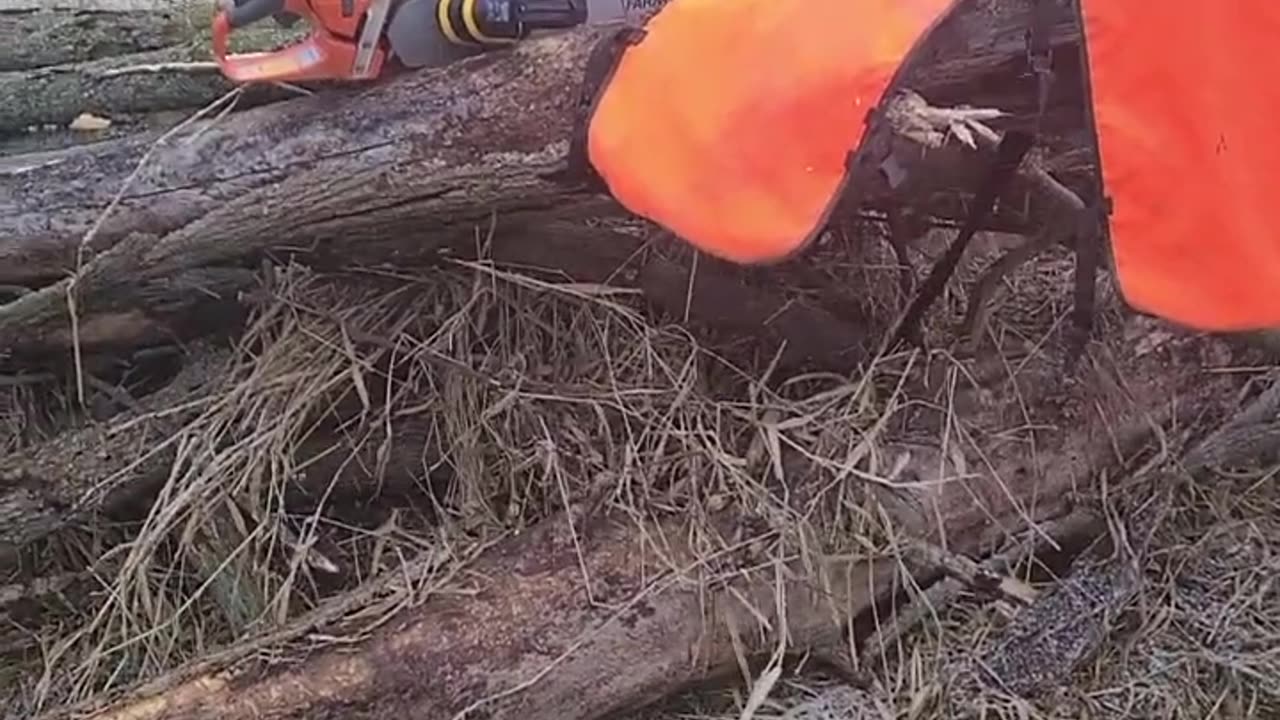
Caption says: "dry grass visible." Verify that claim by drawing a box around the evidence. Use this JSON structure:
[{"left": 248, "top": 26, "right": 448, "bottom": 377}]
[
  {"left": 626, "top": 465, "right": 1280, "bottom": 720},
  {"left": 1, "top": 251, "right": 908, "bottom": 717},
  {"left": 1, "top": 230, "right": 1277, "bottom": 720}
]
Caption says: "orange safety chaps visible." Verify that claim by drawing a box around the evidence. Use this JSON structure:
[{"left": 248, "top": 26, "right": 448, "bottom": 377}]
[
  {"left": 1078, "top": 1, "right": 1280, "bottom": 331},
  {"left": 584, "top": 0, "right": 1280, "bottom": 332},
  {"left": 583, "top": 0, "right": 955, "bottom": 265}
]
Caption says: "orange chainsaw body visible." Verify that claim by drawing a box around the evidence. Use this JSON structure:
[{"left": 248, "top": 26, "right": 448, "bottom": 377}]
[{"left": 212, "top": 0, "right": 388, "bottom": 83}]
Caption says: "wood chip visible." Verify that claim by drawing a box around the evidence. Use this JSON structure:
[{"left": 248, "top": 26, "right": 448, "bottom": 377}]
[{"left": 68, "top": 112, "right": 111, "bottom": 132}]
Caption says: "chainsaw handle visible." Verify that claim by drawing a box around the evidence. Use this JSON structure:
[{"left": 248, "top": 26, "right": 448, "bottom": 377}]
[
  {"left": 223, "top": 0, "right": 286, "bottom": 27},
  {"left": 211, "top": 0, "right": 382, "bottom": 84}
]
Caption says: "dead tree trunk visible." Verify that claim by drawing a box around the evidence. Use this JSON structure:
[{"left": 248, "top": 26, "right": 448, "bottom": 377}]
[
  {"left": 0, "top": 0, "right": 228, "bottom": 71},
  {"left": 0, "top": 0, "right": 307, "bottom": 139},
  {"left": 0, "top": 0, "right": 1089, "bottom": 357}
]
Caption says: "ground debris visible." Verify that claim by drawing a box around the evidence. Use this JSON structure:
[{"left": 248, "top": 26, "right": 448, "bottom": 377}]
[
  {"left": 779, "top": 684, "right": 891, "bottom": 720},
  {"left": 966, "top": 554, "right": 1142, "bottom": 698},
  {"left": 0, "top": 340, "right": 232, "bottom": 549}
]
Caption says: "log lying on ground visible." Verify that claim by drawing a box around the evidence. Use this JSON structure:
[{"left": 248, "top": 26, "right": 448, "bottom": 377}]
[
  {"left": 0, "top": 0, "right": 1089, "bottom": 355},
  {"left": 0, "top": 0, "right": 303, "bottom": 135},
  {"left": 0, "top": 340, "right": 232, "bottom": 549},
  {"left": 0, "top": 0, "right": 201, "bottom": 71},
  {"left": 0, "top": 26, "right": 623, "bottom": 284},
  {"left": 41, "top": 305, "right": 1268, "bottom": 720},
  {"left": 0, "top": 48, "right": 275, "bottom": 135},
  {"left": 55, "top": 505, "right": 888, "bottom": 720}
]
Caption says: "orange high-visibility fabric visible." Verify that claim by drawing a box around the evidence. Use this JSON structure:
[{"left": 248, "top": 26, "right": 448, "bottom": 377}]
[
  {"left": 586, "top": 0, "right": 955, "bottom": 264},
  {"left": 1080, "top": 2, "right": 1280, "bottom": 330}
]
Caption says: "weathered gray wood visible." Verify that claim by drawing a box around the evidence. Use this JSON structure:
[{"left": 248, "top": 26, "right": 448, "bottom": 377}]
[
  {"left": 0, "top": 2, "right": 308, "bottom": 137},
  {"left": 0, "top": 47, "right": 234, "bottom": 135},
  {"left": 0, "top": 339, "right": 233, "bottom": 549},
  {"left": 0, "top": 0, "right": 203, "bottom": 71},
  {"left": 0, "top": 29, "right": 615, "bottom": 288},
  {"left": 47, "top": 507, "right": 889, "bottom": 720}
]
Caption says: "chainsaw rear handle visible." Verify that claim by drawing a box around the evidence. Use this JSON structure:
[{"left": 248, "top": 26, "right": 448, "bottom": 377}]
[
  {"left": 212, "top": 0, "right": 383, "bottom": 83},
  {"left": 436, "top": 0, "right": 587, "bottom": 46}
]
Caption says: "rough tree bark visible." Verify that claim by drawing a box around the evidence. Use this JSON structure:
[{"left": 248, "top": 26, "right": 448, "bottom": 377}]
[
  {"left": 0, "top": 0, "right": 1089, "bottom": 357},
  {"left": 0, "top": 0, "right": 303, "bottom": 137},
  {"left": 0, "top": 0, "right": 199, "bottom": 71}
]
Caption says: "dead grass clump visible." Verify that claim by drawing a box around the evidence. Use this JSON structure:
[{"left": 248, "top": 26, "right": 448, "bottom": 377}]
[
  {"left": 7, "top": 254, "right": 908, "bottom": 717},
  {"left": 626, "top": 464, "right": 1280, "bottom": 720}
]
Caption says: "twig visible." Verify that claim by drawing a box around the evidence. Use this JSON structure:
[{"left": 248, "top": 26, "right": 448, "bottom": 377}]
[
  {"left": 0, "top": 371, "right": 54, "bottom": 387},
  {"left": 962, "top": 224, "right": 1061, "bottom": 352},
  {"left": 65, "top": 87, "right": 243, "bottom": 407},
  {"left": 903, "top": 538, "right": 1039, "bottom": 606},
  {"left": 1182, "top": 370, "right": 1280, "bottom": 472},
  {"left": 857, "top": 510, "right": 1100, "bottom": 674},
  {"left": 93, "top": 62, "right": 221, "bottom": 79},
  {"left": 82, "top": 373, "right": 145, "bottom": 415}
]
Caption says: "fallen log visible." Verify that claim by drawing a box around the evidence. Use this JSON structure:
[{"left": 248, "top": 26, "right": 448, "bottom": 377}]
[
  {"left": 0, "top": 0, "right": 303, "bottom": 136},
  {"left": 0, "top": 0, "right": 200, "bottom": 71},
  {"left": 0, "top": 340, "right": 232, "bottom": 550},
  {"left": 77, "top": 507, "right": 896, "bottom": 720},
  {"left": 0, "top": 0, "right": 1090, "bottom": 357},
  {"left": 0, "top": 48, "right": 280, "bottom": 136},
  {"left": 36, "top": 303, "right": 1269, "bottom": 720}
]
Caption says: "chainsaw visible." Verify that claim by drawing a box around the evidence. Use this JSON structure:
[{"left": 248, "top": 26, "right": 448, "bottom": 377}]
[{"left": 211, "top": 0, "right": 665, "bottom": 83}]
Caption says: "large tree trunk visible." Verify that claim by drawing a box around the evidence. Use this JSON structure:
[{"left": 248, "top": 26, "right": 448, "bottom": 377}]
[
  {"left": 63, "top": 506, "right": 892, "bottom": 720},
  {"left": 0, "top": 0, "right": 310, "bottom": 141},
  {"left": 0, "top": 0, "right": 202, "bottom": 71},
  {"left": 0, "top": 0, "right": 1090, "bottom": 358}
]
